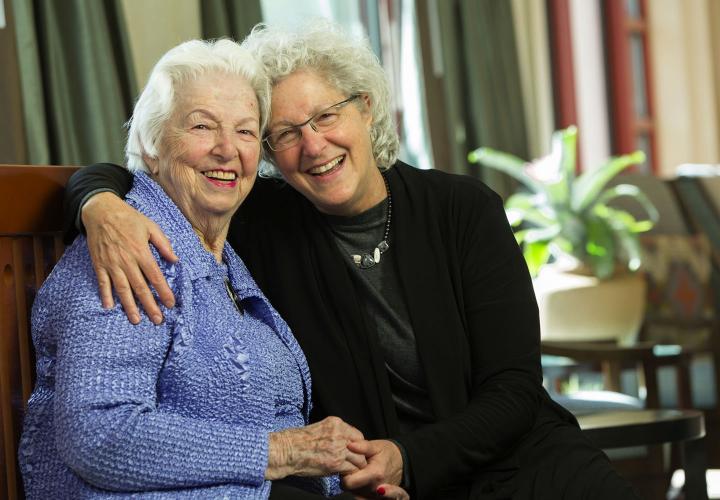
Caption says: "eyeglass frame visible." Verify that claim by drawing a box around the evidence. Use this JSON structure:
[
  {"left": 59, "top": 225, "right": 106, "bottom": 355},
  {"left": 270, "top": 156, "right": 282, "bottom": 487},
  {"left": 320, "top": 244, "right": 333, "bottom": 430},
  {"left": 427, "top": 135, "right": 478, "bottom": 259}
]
[{"left": 262, "top": 94, "right": 362, "bottom": 152}]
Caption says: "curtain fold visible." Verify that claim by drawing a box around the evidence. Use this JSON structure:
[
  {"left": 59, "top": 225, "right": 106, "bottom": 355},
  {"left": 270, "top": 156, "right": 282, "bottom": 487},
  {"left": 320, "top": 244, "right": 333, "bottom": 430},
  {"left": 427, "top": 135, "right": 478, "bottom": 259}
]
[
  {"left": 201, "top": 0, "right": 263, "bottom": 41},
  {"left": 511, "top": 0, "right": 555, "bottom": 159},
  {"left": 426, "top": 0, "right": 529, "bottom": 196},
  {"left": 13, "top": 0, "right": 136, "bottom": 166}
]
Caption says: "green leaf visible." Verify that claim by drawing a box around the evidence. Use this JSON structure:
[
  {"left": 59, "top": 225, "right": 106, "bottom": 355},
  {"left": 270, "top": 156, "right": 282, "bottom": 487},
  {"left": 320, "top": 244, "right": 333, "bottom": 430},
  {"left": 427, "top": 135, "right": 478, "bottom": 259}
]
[
  {"left": 571, "top": 151, "right": 646, "bottom": 212},
  {"left": 505, "top": 205, "right": 557, "bottom": 229},
  {"left": 468, "top": 148, "right": 544, "bottom": 193},
  {"left": 523, "top": 241, "right": 551, "bottom": 277},
  {"left": 595, "top": 183, "right": 659, "bottom": 232},
  {"left": 613, "top": 228, "right": 643, "bottom": 272},
  {"left": 522, "top": 225, "right": 561, "bottom": 243},
  {"left": 557, "top": 126, "right": 577, "bottom": 204},
  {"left": 585, "top": 217, "right": 615, "bottom": 279}
]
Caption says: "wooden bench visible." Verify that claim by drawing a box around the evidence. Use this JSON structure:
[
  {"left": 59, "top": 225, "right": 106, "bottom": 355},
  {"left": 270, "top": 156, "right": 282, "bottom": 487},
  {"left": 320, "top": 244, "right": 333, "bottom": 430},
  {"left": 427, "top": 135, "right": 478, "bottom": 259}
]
[{"left": 0, "top": 164, "right": 79, "bottom": 499}]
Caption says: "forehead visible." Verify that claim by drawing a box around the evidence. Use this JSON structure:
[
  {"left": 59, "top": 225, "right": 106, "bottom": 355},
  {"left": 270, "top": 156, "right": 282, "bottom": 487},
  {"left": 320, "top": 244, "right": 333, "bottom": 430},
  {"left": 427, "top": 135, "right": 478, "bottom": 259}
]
[
  {"left": 173, "top": 72, "right": 258, "bottom": 116},
  {"left": 270, "top": 70, "right": 345, "bottom": 122}
]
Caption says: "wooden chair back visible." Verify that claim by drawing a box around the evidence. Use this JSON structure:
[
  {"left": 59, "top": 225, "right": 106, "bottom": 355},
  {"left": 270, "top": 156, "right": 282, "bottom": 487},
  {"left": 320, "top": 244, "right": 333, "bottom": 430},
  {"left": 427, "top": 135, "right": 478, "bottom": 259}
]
[{"left": 0, "top": 164, "right": 79, "bottom": 500}]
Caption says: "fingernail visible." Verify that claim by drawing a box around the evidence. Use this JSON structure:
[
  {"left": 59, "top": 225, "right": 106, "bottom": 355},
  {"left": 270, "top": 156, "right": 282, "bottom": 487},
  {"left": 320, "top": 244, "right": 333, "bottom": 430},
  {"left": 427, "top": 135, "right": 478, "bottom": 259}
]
[
  {"left": 152, "top": 314, "right": 163, "bottom": 324},
  {"left": 376, "top": 486, "right": 386, "bottom": 496}
]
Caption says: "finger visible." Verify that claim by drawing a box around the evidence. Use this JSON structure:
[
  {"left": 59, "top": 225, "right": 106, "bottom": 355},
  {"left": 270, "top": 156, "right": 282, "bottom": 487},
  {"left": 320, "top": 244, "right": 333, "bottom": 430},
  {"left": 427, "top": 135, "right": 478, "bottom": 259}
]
[
  {"left": 341, "top": 467, "right": 376, "bottom": 491},
  {"left": 347, "top": 440, "right": 377, "bottom": 455},
  {"left": 149, "top": 225, "right": 179, "bottom": 263},
  {"left": 141, "top": 256, "right": 175, "bottom": 309},
  {"left": 346, "top": 449, "right": 368, "bottom": 470},
  {"left": 377, "top": 484, "right": 408, "bottom": 500},
  {"left": 96, "top": 268, "right": 115, "bottom": 309},
  {"left": 110, "top": 269, "right": 141, "bottom": 324},
  {"left": 125, "top": 264, "right": 163, "bottom": 324}
]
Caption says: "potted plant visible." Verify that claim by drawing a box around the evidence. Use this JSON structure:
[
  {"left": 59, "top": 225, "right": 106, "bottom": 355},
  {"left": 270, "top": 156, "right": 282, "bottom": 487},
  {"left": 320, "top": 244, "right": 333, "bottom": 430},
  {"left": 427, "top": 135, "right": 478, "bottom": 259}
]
[{"left": 468, "top": 126, "right": 659, "bottom": 343}]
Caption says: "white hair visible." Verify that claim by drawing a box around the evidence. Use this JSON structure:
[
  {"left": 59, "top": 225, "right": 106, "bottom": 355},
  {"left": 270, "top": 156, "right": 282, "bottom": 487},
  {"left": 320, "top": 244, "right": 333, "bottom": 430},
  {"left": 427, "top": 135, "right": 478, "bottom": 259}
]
[
  {"left": 242, "top": 20, "right": 400, "bottom": 176},
  {"left": 125, "top": 39, "right": 270, "bottom": 172}
]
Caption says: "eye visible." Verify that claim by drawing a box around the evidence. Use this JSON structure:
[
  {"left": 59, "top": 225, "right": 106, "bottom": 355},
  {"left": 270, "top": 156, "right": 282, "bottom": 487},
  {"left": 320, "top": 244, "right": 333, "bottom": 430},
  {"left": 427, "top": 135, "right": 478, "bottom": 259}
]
[
  {"left": 237, "top": 129, "right": 257, "bottom": 137},
  {"left": 315, "top": 112, "right": 339, "bottom": 125},
  {"left": 192, "top": 124, "right": 210, "bottom": 130},
  {"left": 275, "top": 128, "right": 298, "bottom": 143}
]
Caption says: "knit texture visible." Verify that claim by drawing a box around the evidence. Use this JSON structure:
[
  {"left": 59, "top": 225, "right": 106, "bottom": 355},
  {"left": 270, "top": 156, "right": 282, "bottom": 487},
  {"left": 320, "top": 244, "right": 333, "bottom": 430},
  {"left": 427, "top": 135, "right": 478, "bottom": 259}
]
[{"left": 19, "top": 172, "right": 338, "bottom": 498}]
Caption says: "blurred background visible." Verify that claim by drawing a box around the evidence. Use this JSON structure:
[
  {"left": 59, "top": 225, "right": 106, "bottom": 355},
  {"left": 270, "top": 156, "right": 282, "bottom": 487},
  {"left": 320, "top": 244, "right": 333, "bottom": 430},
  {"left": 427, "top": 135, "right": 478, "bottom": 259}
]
[{"left": 2, "top": 0, "right": 718, "bottom": 187}]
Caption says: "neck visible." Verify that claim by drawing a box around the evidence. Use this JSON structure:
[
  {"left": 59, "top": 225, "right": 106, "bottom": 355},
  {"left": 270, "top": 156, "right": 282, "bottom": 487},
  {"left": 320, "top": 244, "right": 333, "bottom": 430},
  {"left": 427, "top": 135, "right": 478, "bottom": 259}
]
[
  {"left": 191, "top": 217, "right": 230, "bottom": 262},
  {"left": 317, "top": 167, "right": 388, "bottom": 217}
]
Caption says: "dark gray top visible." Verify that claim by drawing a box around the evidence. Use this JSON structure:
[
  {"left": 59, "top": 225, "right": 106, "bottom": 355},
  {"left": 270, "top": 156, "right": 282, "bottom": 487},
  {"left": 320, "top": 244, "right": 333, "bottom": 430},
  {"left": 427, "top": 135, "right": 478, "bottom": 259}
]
[{"left": 325, "top": 198, "right": 434, "bottom": 434}]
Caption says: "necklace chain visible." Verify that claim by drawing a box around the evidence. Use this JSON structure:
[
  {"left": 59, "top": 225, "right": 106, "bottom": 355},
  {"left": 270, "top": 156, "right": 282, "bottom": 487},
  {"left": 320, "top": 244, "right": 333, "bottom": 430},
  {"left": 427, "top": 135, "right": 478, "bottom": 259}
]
[{"left": 351, "top": 173, "right": 391, "bottom": 269}]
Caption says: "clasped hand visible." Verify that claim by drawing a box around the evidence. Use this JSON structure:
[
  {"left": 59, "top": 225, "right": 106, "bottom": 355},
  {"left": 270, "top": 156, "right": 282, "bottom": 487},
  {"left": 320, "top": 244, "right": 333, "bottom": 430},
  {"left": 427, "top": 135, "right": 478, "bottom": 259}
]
[
  {"left": 267, "top": 418, "right": 407, "bottom": 499},
  {"left": 343, "top": 439, "right": 406, "bottom": 499}
]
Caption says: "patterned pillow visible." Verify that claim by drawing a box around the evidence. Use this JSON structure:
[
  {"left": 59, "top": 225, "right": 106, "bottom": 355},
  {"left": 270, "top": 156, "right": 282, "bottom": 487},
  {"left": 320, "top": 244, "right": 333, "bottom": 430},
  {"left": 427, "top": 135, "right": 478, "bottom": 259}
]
[{"left": 640, "top": 234, "right": 714, "bottom": 346}]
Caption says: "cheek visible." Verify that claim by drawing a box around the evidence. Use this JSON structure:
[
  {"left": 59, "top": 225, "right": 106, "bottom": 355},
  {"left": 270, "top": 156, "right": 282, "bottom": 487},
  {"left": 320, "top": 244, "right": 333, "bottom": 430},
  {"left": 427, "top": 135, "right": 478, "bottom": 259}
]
[
  {"left": 180, "top": 139, "right": 212, "bottom": 164},
  {"left": 272, "top": 151, "right": 299, "bottom": 176},
  {"left": 241, "top": 144, "right": 262, "bottom": 174}
]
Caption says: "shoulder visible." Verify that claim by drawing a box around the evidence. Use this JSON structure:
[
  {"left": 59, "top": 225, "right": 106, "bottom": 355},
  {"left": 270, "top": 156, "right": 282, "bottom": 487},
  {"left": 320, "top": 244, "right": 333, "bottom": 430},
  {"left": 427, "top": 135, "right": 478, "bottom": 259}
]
[
  {"left": 241, "top": 176, "right": 305, "bottom": 217},
  {"left": 33, "top": 237, "right": 107, "bottom": 321},
  {"left": 390, "top": 161, "right": 503, "bottom": 215}
]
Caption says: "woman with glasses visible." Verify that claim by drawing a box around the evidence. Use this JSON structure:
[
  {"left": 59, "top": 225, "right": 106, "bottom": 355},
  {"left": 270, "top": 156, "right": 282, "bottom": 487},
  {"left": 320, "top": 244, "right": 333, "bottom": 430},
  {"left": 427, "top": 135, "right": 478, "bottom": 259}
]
[{"left": 65, "top": 21, "right": 638, "bottom": 500}]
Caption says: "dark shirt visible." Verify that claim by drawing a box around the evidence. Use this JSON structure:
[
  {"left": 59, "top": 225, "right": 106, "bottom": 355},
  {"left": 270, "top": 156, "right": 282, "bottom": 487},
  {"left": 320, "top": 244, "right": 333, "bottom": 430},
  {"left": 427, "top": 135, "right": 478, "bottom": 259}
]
[{"left": 325, "top": 199, "right": 435, "bottom": 434}]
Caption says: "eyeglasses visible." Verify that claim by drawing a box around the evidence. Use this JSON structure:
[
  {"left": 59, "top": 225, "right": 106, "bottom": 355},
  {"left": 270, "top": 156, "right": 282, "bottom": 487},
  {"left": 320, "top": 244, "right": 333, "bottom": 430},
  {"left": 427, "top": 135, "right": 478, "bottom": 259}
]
[{"left": 263, "top": 94, "right": 361, "bottom": 152}]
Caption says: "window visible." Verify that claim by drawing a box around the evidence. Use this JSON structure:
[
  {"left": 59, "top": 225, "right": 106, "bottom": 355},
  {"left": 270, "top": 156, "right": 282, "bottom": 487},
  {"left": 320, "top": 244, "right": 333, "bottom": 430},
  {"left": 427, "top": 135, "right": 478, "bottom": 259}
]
[{"left": 604, "top": 0, "right": 656, "bottom": 173}]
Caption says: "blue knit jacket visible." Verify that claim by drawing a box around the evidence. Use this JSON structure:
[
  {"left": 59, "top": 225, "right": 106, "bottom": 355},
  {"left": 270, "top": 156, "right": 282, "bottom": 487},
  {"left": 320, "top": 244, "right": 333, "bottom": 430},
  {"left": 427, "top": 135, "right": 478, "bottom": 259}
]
[{"left": 19, "top": 172, "right": 338, "bottom": 498}]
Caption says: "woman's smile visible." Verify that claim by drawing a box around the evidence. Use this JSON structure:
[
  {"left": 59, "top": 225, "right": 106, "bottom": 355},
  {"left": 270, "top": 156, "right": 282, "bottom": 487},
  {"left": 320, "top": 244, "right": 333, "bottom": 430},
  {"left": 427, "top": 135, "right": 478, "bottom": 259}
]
[{"left": 201, "top": 168, "right": 239, "bottom": 188}]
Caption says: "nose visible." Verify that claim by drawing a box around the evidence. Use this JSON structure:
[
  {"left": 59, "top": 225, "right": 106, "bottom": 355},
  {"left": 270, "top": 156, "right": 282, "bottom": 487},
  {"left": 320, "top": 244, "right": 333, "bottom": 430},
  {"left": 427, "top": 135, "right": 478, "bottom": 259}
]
[
  {"left": 212, "top": 130, "right": 238, "bottom": 162},
  {"left": 298, "top": 123, "right": 328, "bottom": 157}
]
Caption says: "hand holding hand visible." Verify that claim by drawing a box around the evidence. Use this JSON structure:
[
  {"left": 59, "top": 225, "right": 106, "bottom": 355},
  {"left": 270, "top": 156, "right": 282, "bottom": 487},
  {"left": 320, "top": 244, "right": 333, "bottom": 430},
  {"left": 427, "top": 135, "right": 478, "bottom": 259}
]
[
  {"left": 82, "top": 192, "right": 178, "bottom": 324},
  {"left": 342, "top": 440, "right": 404, "bottom": 495},
  {"left": 266, "top": 416, "right": 367, "bottom": 480}
]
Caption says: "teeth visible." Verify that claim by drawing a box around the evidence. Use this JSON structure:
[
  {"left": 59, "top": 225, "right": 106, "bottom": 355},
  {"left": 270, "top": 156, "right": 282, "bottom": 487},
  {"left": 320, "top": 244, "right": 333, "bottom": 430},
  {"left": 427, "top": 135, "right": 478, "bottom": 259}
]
[
  {"left": 203, "top": 170, "right": 237, "bottom": 181},
  {"left": 308, "top": 156, "right": 343, "bottom": 175}
]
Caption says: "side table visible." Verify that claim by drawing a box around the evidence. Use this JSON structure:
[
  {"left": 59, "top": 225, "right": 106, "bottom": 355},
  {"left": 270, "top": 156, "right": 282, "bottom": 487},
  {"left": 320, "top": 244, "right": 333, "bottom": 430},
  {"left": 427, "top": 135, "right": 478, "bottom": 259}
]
[{"left": 578, "top": 409, "right": 707, "bottom": 500}]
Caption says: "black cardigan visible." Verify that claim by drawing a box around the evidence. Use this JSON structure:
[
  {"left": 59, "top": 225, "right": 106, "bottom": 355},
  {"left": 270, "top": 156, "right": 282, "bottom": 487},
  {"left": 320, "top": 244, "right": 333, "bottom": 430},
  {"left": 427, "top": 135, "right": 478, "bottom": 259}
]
[{"left": 65, "top": 161, "right": 578, "bottom": 499}]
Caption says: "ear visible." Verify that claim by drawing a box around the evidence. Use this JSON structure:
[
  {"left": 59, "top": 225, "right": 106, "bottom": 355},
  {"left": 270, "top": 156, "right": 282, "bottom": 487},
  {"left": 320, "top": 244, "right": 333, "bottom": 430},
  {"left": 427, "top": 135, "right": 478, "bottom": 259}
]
[
  {"left": 143, "top": 154, "right": 160, "bottom": 175},
  {"left": 360, "top": 93, "right": 373, "bottom": 128}
]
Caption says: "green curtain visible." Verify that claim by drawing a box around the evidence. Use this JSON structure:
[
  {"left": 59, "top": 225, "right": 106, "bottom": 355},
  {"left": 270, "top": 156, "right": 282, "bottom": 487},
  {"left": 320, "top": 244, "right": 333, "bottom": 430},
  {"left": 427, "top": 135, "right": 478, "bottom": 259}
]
[
  {"left": 201, "top": 0, "right": 263, "bottom": 41},
  {"left": 434, "top": 0, "right": 528, "bottom": 196},
  {"left": 13, "top": 0, "right": 136, "bottom": 166}
]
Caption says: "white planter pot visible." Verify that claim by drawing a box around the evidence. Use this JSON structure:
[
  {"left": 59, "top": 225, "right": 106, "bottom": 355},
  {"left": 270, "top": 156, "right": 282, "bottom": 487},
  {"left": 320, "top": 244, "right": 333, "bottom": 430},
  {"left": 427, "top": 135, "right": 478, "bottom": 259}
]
[{"left": 533, "top": 267, "right": 646, "bottom": 345}]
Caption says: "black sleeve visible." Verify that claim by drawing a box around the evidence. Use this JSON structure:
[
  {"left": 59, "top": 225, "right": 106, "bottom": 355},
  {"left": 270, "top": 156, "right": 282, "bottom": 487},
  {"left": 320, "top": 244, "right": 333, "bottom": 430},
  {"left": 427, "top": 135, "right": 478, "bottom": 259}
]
[{"left": 63, "top": 163, "right": 134, "bottom": 243}]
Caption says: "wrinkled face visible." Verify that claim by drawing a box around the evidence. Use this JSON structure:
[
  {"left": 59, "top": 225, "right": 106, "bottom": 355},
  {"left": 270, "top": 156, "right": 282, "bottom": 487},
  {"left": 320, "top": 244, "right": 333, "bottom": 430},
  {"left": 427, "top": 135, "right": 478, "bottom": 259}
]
[
  {"left": 146, "top": 72, "right": 261, "bottom": 228},
  {"left": 267, "top": 70, "right": 386, "bottom": 216}
]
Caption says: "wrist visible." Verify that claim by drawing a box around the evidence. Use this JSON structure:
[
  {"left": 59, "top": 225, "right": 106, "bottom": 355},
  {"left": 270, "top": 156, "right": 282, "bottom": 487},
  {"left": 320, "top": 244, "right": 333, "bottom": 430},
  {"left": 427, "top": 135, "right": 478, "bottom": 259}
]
[
  {"left": 387, "top": 439, "right": 411, "bottom": 488},
  {"left": 266, "top": 431, "right": 294, "bottom": 480},
  {"left": 80, "top": 189, "right": 121, "bottom": 232}
]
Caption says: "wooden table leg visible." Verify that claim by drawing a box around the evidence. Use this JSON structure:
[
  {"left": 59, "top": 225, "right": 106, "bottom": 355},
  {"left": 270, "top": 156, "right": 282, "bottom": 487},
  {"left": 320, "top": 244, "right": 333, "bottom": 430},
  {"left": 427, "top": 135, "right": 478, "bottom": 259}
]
[{"left": 682, "top": 437, "right": 708, "bottom": 500}]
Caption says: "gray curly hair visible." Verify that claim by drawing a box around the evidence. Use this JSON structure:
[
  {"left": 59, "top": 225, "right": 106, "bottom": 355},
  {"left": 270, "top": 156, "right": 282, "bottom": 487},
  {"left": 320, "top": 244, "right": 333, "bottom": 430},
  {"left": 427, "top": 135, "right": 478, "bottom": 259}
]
[
  {"left": 243, "top": 20, "right": 400, "bottom": 176},
  {"left": 125, "top": 39, "right": 270, "bottom": 172}
]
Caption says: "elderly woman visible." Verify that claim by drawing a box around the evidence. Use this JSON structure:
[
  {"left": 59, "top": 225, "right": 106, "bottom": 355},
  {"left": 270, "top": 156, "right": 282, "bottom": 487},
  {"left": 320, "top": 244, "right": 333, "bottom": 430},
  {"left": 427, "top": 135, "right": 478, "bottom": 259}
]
[
  {"left": 65, "top": 22, "right": 638, "bottom": 499},
  {"left": 20, "top": 38, "right": 411, "bottom": 500}
]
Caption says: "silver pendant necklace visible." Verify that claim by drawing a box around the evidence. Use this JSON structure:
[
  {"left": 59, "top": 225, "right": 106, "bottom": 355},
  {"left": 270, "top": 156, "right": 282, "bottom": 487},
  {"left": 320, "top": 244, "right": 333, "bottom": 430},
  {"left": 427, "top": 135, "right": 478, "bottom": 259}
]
[{"left": 351, "top": 173, "right": 391, "bottom": 269}]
